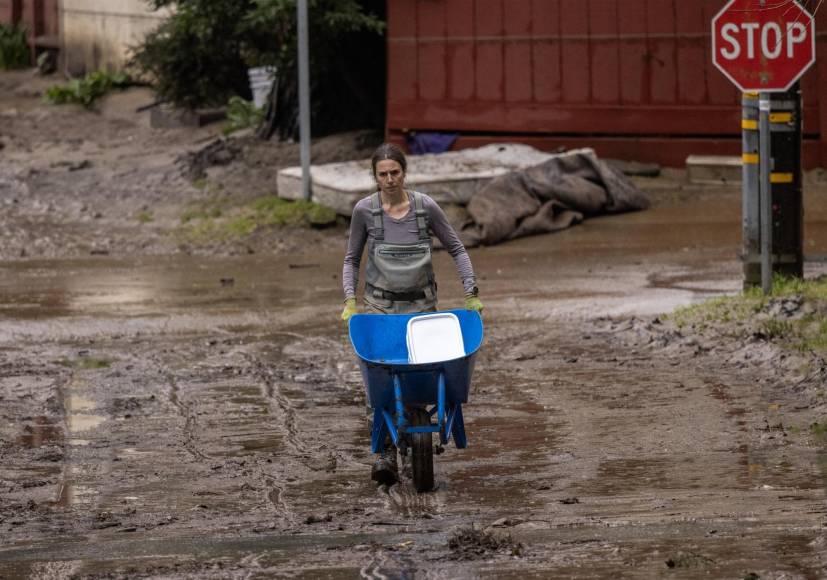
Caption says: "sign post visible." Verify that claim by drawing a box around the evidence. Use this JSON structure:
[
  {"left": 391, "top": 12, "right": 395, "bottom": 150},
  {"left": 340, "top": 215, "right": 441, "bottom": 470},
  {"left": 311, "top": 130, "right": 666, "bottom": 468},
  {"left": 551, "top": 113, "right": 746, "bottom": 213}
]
[
  {"left": 297, "top": 0, "right": 312, "bottom": 201},
  {"left": 712, "top": 0, "right": 815, "bottom": 294},
  {"left": 759, "top": 93, "right": 772, "bottom": 294}
]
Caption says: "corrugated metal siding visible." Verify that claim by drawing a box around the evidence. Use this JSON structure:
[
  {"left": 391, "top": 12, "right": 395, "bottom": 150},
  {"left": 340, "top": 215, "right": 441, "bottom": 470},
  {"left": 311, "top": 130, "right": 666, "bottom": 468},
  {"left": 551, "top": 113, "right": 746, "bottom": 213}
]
[
  {"left": 387, "top": 0, "right": 826, "bottom": 167},
  {"left": 0, "top": 0, "right": 59, "bottom": 58},
  {"left": 0, "top": 0, "right": 19, "bottom": 24}
]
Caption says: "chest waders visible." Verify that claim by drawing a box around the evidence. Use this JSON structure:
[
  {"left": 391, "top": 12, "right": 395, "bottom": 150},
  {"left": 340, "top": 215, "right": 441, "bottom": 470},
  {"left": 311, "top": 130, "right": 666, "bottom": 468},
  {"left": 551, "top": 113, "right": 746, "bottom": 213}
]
[{"left": 364, "top": 192, "right": 437, "bottom": 314}]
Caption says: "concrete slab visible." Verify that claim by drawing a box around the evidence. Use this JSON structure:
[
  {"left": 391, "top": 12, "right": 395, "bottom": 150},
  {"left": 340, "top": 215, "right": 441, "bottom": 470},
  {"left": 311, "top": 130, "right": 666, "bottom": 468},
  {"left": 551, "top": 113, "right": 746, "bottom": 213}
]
[
  {"left": 277, "top": 144, "right": 562, "bottom": 215},
  {"left": 686, "top": 155, "right": 742, "bottom": 185}
]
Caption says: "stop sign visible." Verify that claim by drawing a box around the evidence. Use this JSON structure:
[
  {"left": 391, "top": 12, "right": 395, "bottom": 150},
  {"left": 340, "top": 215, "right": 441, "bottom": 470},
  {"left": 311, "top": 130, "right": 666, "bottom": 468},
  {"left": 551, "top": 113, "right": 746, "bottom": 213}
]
[{"left": 712, "top": 0, "right": 816, "bottom": 92}]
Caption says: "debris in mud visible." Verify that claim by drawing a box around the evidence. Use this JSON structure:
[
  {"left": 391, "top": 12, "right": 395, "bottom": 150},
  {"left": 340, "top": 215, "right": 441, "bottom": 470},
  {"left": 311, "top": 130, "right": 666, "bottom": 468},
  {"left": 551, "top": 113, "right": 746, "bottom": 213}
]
[
  {"left": 305, "top": 513, "right": 333, "bottom": 525},
  {"left": 50, "top": 159, "right": 92, "bottom": 172},
  {"left": 489, "top": 517, "right": 524, "bottom": 528},
  {"left": 288, "top": 263, "right": 320, "bottom": 269},
  {"left": 665, "top": 551, "right": 715, "bottom": 569},
  {"left": 447, "top": 524, "right": 524, "bottom": 560},
  {"left": 177, "top": 137, "right": 241, "bottom": 181},
  {"left": 559, "top": 497, "right": 580, "bottom": 504}
]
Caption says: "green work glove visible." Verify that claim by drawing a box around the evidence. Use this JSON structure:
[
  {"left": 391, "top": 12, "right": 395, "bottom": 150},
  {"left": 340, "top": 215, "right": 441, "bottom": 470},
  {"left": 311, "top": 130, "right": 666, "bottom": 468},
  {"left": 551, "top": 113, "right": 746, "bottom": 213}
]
[
  {"left": 464, "top": 295, "right": 484, "bottom": 316},
  {"left": 341, "top": 298, "right": 357, "bottom": 323}
]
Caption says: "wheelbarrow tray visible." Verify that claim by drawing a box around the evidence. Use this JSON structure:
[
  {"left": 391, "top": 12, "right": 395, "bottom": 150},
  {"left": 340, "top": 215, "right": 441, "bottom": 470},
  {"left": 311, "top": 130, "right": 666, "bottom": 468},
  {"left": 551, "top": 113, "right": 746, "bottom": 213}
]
[{"left": 349, "top": 309, "right": 483, "bottom": 411}]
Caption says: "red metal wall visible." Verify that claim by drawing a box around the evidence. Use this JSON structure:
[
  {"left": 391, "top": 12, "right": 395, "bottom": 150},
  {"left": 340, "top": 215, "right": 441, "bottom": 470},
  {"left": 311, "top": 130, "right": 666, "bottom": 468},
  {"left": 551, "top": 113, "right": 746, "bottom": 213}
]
[
  {"left": 0, "top": 0, "right": 59, "bottom": 60},
  {"left": 0, "top": 0, "right": 21, "bottom": 25},
  {"left": 386, "top": 0, "right": 827, "bottom": 168}
]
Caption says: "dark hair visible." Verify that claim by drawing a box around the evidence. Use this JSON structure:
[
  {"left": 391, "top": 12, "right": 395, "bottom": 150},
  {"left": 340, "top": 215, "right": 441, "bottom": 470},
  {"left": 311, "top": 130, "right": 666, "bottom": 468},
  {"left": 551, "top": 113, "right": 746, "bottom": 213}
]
[{"left": 371, "top": 143, "right": 407, "bottom": 178}]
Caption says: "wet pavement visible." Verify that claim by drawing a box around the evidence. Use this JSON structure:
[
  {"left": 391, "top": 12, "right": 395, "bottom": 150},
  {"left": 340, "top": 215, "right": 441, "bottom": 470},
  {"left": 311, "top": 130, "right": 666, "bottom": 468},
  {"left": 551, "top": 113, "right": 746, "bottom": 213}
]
[{"left": 2, "top": 189, "right": 827, "bottom": 578}]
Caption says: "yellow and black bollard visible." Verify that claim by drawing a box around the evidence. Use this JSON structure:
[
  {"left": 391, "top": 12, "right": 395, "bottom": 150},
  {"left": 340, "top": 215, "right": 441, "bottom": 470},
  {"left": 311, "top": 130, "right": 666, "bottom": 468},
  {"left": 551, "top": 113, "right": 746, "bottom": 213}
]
[
  {"left": 768, "top": 85, "right": 803, "bottom": 279},
  {"left": 741, "top": 86, "right": 803, "bottom": 289}
]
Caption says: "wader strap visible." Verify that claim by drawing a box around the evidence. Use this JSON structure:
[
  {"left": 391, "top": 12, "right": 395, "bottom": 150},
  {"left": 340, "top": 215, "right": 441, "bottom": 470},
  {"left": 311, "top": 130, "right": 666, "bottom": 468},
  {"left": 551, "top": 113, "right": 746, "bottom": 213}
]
[
  {"left": 413, "top": 192, "right": 429, "bottom": 241},
  {"left": 370, "top": 192, "right": 384, "bottom": 241},
  {"left": 366, "top": 283, "right": 427, "bottom": 302}
]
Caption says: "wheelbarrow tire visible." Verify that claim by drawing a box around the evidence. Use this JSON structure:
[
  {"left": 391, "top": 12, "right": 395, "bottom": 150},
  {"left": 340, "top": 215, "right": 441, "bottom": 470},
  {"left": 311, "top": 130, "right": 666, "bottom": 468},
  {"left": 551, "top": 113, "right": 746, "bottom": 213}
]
[{"left": 410, "top": 408, "right": 434, "bottom": 492}]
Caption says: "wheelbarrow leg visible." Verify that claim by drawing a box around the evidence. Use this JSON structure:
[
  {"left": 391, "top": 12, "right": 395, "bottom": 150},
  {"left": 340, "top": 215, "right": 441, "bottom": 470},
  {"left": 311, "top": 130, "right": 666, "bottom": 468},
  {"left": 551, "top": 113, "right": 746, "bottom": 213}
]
[
  {"left": 370, "top": 407, "right": 389, "bottom": 454},
  {"left": 445, "top": 403, "right": 468, "bottom": 449},
  {"left": 451, "top": 403, "right": 467, "bottom": 449}
]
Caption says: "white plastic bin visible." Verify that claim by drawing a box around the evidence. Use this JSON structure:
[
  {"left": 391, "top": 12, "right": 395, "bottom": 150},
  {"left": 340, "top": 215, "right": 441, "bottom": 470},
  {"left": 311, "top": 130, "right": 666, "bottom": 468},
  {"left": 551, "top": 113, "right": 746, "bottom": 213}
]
[{"left": 406, "top": 312, "right": 465, "bottom": 364}]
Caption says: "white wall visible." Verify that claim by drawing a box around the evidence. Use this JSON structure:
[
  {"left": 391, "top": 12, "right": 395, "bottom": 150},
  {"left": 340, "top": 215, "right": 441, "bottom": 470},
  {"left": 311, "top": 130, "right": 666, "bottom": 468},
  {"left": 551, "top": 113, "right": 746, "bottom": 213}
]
[{"left": 61, "top": 0, "right": 171, "bottom": 74}]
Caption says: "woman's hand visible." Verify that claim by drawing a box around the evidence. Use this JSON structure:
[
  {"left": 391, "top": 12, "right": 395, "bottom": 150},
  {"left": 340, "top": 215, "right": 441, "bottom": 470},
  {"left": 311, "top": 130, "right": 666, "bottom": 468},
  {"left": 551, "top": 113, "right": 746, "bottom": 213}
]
[
  {"left": 464, "top": 295, "right": 483, "bottom": 316},
  {"left": 341, "top": 298, "right": 357, "bottom": 323}
]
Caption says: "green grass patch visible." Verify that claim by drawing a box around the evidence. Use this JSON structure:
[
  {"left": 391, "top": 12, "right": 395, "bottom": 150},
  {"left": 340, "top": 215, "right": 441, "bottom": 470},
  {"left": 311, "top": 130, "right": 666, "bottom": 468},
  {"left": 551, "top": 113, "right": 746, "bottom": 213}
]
[
  {"left": 44, "top": 70, "right": 131, "bottom": 108},
  {"left": 57, "top": 357, "right": 112, "bottom": 370},
  {"left": 177, "top": 195, "right": 337, "bottom": 243},
  {"left": 137, "top": 211, "right": 154, "bottom": 224},
  {"left": 667, "top": 274, "right": 827, "bottom": 354},
  {"left": 0, "top": 23, "right": 29, "bottom": 70},
  {"left": 670, "top": 294, "right": 762, "bottom": 331},
  {"left": 809, "top": 421, "right": 827, "bottom": 441},
  {"left": 191, "top": 179, "right": 223, "bottom": 193},
  {"left": 758, "top": 318, "right": 794, "bottom": 340},
  {"left": 181, "top": 204, "right": 223, "bottom": 224},
  {"left": 251, "top": 196, "right": 336, "bottom": 227}
]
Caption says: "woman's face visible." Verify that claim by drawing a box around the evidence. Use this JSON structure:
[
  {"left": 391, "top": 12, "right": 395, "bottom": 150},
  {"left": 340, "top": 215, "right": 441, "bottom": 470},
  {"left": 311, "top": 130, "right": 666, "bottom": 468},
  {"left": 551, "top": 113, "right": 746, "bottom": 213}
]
[{"left": 374, "top": 159, "right": 405, "bottom": 197}]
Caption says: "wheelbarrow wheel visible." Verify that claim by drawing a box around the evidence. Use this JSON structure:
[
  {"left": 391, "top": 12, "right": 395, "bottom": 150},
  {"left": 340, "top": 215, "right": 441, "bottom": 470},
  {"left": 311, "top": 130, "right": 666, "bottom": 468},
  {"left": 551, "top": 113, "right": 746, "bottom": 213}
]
[{"left": 409, "top": 407, "right": 434, "bottom": 492}]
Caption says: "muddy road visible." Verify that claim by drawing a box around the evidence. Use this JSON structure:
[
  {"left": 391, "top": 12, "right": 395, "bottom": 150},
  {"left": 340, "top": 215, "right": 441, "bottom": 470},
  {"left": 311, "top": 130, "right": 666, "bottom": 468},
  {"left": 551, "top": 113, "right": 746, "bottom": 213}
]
[
  {"left": 2, "top": 68, "right": 827, "bottom": 579},
  {"left": 1, "top": 184, "right": 827, "bottom": 579}
]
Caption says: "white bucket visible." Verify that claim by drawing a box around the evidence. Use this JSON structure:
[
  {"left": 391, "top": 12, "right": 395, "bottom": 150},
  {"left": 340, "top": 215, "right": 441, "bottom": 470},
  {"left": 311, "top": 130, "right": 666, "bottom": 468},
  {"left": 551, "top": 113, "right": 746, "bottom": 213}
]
[{"left": 247, "top": 66, "right": 276, "bottom": 109}]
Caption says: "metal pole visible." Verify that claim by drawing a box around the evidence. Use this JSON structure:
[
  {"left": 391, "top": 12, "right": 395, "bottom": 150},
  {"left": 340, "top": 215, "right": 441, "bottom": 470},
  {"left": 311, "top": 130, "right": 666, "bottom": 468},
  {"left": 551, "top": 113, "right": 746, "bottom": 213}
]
[
  {"left": 297, "top": 0, "right": 312, "bottom": 201},
  {"left": 741, "top": 92, "right": 760, "bottom": 289},
  {"left": 759, "top": 92, "right": 772, "bottom": 294}
]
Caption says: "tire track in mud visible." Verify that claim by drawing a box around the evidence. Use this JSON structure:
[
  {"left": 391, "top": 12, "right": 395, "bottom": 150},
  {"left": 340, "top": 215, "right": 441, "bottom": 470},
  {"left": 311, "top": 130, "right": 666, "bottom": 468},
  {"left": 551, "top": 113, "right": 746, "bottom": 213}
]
[
  {"left": 160, "top": 370, "right": 208, "bottom": 462},
  {"left": 359, "top": 551, "right": 396, "bottom": 580},
  {"left": 242, "top": 337, "right": 339, "bottom": 527},
  {"left": 152, "top": 346, "right": 300, "bottom": 526}
]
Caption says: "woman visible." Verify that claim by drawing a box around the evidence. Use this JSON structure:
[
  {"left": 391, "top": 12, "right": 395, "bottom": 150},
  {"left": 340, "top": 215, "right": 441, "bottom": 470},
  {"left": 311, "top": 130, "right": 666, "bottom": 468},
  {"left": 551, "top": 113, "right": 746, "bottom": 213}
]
[{"left": 341, "top": 143, "right": 483, "bottom": 485}]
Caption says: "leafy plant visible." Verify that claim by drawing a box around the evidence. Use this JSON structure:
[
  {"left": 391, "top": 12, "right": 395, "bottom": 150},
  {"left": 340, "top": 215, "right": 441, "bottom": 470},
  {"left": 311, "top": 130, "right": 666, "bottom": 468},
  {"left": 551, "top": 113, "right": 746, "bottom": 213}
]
[
  {"left": 45, "top": 71, "right": 131, "bottom": 108},
  {"left": 224, "top": 96, "right": 265, "bottom": 134},
  {"left": 0, "top": 23, "right": 29, "bottom": 70}
]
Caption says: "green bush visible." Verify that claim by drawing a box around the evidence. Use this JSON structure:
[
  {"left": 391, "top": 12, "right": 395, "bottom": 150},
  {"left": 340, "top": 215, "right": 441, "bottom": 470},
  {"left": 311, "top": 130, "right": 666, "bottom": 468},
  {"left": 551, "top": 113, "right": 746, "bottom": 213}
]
[
  {"left": 130, "top": 1, "right": 254, "bottom": 110},
  {"left": 0, "top": 23, "right": 29, "bottom": 70},
  {"left": 44, "top": 71, "right": 131, "bottom": 108},
  {"left": 130, "top": 0, "right": 385, "bottom": 136}
]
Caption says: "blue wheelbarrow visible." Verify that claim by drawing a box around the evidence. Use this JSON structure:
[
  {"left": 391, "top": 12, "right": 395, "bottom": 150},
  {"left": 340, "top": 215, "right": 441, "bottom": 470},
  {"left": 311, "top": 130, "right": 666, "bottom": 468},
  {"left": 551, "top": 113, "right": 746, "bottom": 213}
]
[{"left": 348, "top": 309, "right": 484, "bottom": 491}]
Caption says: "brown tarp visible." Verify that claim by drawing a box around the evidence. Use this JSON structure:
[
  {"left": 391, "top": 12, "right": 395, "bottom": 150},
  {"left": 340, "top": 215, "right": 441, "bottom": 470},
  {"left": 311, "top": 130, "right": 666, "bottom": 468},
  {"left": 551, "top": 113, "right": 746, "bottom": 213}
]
[{"left": 460, "top": 149, "right": 650, "bottom": 246}]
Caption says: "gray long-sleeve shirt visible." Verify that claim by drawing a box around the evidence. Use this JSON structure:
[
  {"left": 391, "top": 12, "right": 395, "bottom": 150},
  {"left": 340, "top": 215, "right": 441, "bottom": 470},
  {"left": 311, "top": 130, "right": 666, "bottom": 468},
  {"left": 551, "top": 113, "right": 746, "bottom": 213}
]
[{"left": 342, "top": 192, "right": 476, "bottom": 299}]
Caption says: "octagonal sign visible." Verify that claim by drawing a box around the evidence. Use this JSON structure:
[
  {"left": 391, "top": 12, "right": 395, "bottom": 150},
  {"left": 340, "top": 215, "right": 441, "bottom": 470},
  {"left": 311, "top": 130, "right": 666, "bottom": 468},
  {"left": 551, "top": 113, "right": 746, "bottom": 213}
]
[{"left": 712, "top": 0, "right": 816, "bottom": 92}]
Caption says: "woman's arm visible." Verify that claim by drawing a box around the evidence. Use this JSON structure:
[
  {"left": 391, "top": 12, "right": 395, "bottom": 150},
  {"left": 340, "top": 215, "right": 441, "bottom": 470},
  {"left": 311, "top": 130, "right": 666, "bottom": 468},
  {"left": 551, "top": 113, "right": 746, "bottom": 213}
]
[
  {"left": 342, "top": 202, "right": 369, "bottom": 300},
  {"left": 424, "top": 196, "right": 477, "bottom": 294}
]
